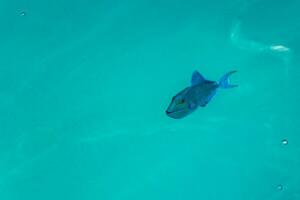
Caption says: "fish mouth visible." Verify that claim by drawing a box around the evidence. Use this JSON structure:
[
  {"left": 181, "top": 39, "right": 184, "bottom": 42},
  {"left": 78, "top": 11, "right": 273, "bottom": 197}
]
[
  {"left": 165, "top": 109, "right": 185, "bottom": 116},
  {"left": 166, "top": 109, "right": 186, "bottom": 119},
  {"left": 166, "top": 110, "right": 179, "bottom": 115}
]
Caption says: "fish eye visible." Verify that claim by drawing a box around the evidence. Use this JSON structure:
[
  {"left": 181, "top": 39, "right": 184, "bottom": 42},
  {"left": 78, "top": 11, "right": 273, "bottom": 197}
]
[{"left": 177, "top": 99, "right": 185, "bottom": 104}]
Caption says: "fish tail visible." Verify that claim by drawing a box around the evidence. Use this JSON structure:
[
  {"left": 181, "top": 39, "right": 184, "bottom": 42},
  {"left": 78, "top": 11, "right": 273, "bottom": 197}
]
[{"left": 218, "top": 71, "right": 238, "bottom": 89}]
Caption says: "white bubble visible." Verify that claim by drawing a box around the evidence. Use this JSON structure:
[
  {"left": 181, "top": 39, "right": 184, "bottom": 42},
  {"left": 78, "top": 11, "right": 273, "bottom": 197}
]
[
  {"left": 281, "top": 139, "right": 288, "bottom": 145},
  {"left": 20, "top": 11, "right": 26, "bottom": 16},
  {"left": 277, "top": 184, "right": 283, "bottom": 191}
]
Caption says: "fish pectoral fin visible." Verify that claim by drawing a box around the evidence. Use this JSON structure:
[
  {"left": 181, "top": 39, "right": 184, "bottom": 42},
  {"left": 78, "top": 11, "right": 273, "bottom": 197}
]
[{"left": 198, "top": 92, "right": 216, "bottom": 107}]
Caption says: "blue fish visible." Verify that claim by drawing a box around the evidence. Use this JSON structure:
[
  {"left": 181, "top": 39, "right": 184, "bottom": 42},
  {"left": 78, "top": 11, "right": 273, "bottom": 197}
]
[{"left": 166, "top": 70, "right": 237, "bottom": 119}]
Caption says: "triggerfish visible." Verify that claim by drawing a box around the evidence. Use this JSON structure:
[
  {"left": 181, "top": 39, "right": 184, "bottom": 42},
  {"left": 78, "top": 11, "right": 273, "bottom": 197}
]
[{"left": 166, "top": 70, "right": 237, "bottom": 119}]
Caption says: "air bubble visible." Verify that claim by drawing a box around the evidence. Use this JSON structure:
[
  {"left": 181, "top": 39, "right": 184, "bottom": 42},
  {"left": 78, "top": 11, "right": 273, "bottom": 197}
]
[
  {"left": 277, "top": 184, "right": 283, "bottom": 191},
  {"left": 20, "top": 11, "right": 26, "bottom": 16},
  {"left": 281, "top": 139, "right": 288, "bottom": 145}
]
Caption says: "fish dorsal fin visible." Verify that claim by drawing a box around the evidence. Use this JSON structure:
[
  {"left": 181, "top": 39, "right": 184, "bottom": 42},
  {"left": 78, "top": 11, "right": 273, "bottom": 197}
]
[{"left": 191, "top": 70, "right": 205, "bottom": 86}]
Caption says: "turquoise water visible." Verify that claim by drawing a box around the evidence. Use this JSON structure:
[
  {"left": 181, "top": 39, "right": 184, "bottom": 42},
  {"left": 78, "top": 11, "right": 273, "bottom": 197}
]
[{"left": 0, "top": 0, "right": 299, "bottom": 199}]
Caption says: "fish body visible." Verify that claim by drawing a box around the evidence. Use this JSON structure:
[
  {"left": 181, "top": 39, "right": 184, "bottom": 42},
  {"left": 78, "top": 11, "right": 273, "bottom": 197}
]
[{"left": 166, "top": 70, "right": 237, "bottom": 119}]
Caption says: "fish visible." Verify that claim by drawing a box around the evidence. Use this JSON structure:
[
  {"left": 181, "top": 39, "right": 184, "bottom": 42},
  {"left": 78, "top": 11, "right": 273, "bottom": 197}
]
[{"left": 166, "top": 70, "right": 237, "bottom": 119}]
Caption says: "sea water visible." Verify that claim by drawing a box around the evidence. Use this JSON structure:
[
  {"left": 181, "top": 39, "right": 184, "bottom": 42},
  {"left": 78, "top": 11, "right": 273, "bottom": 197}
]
[{"left": 0, "top": 0, "right": 299, "bottom": 199}]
